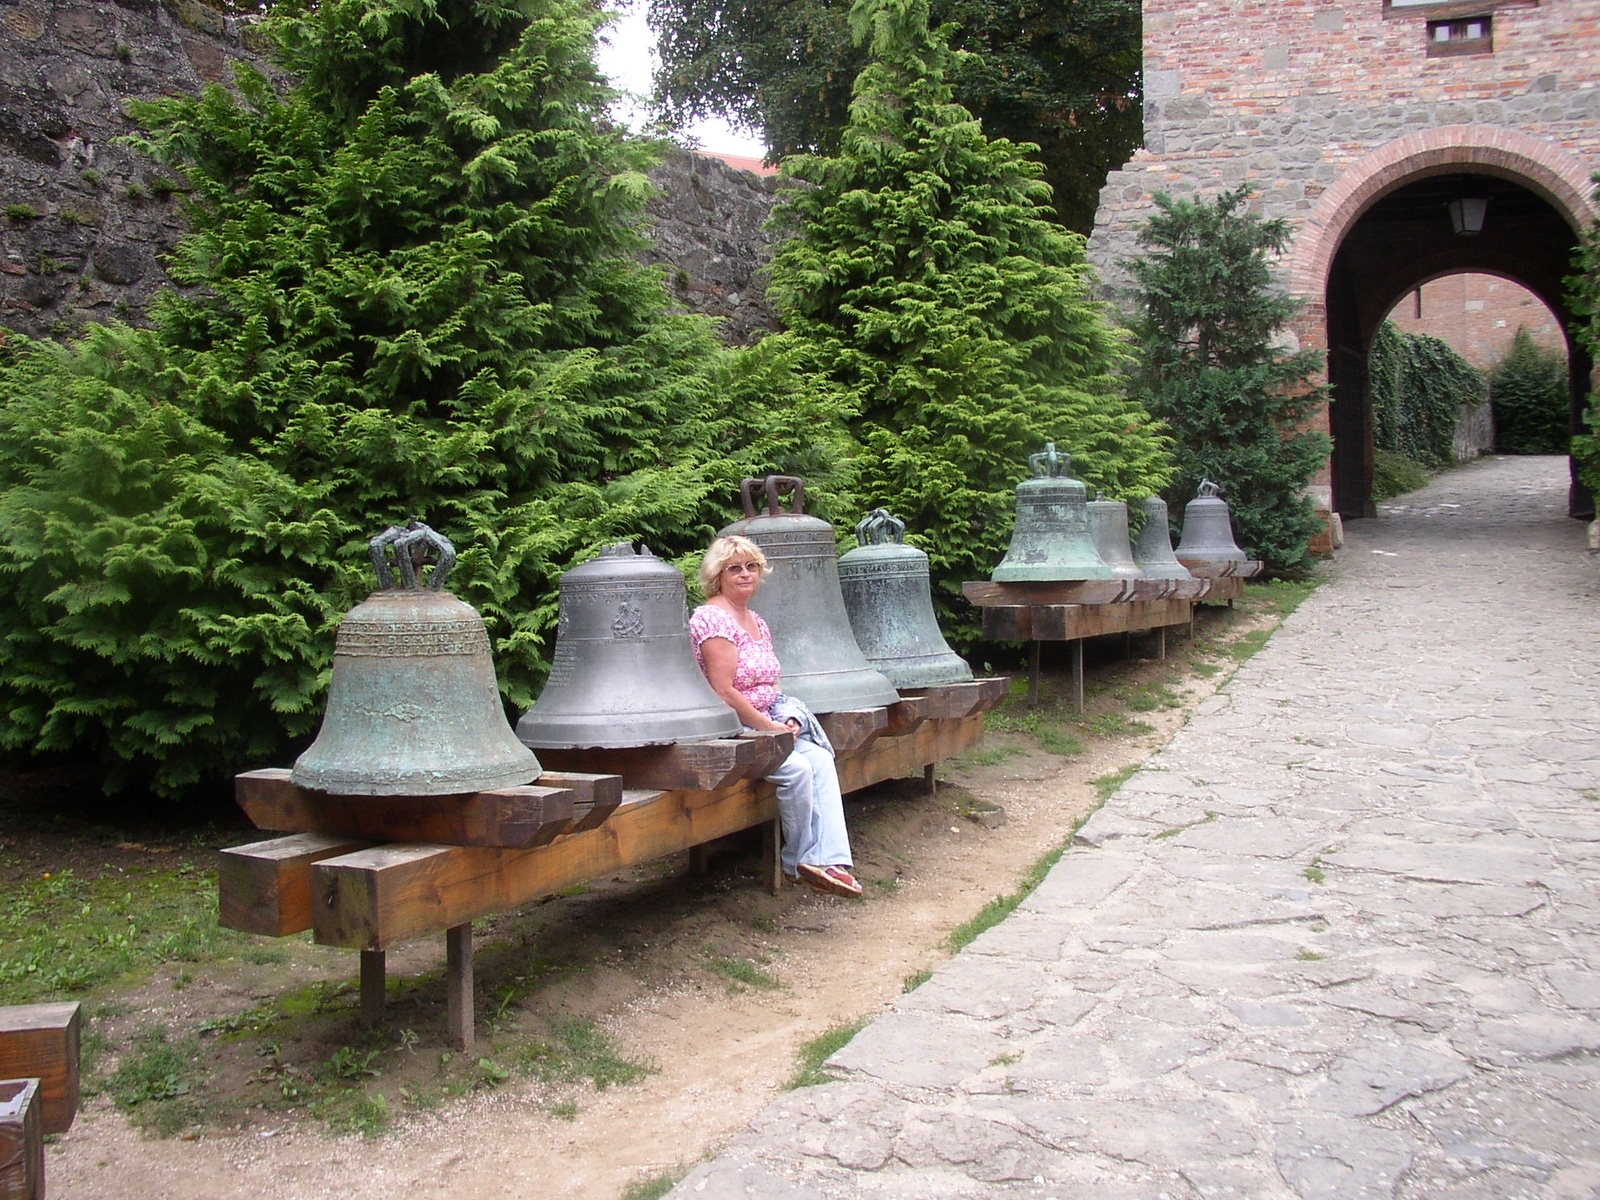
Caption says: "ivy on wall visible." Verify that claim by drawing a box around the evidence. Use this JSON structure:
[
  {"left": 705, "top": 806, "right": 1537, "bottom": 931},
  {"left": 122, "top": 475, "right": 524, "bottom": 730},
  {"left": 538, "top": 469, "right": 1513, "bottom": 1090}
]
[{"left": 1369, "top": 321, "right": 1482, "bottom": 467}]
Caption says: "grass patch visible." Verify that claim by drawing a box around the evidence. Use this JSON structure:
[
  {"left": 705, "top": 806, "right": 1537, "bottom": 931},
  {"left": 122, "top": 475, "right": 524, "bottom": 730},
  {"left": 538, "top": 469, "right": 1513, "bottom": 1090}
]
[
  {"left": 515, "top": 1017, "right": 655, "bottom": 1091},
  {"left": 707, "top": 956, "right": 782, "bottom": 991},
  {"left": 104, "top": 1024, "right": 206, "bottom": 1136},
  {"left": 0, "top": 861, "right": 249, "bottom": 1003},
  {"left": 788, "top": 1018, "right": 869, "bottom": 1089},
  {"left": 1091, "top": 765, "right": 1137, "bottom": 802},
  {"left": 1304, "top": 857, "right": 1327, "bottom": 885},
  {"left": 945, "top": 839, "right": 1069, "bottom": 955},
  {"left": 1035, "top": 725, "right": 1084, "bottom": 757},
  {"left": 961, "top": 744, "right": 1024, "bottom": 767},
  {"left": 1153, "top": 812, "right": 1219, "bottom": 840},
  {"left": 622, "top": 1171, "right": 687, "bottom": 1200},
  {"left": 903, "top": 967, "right": 932, "bottom": 992},
  {"left": 1297, "top": 948, "right": 1325, "bottom": 961}
]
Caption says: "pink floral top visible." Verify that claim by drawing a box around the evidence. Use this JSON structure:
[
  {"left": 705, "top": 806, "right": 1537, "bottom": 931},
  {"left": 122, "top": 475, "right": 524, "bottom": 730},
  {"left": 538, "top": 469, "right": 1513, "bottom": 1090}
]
[{"left": 689, "top": 604, "right": 782, "bottom": 717}]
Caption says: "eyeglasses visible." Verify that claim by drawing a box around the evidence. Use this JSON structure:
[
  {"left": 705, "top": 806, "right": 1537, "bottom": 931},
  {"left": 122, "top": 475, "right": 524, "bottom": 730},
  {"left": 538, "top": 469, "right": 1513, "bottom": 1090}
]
[{"left": 723, "top": 562, "right": 762, "bottom": 575}]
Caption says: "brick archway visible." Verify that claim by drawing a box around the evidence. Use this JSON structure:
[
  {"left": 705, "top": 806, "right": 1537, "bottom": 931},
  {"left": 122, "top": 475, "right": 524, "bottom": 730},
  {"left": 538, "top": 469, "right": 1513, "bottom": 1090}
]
[{"left": 1289, "top": 126, "right": 1599, "bottom": 303}]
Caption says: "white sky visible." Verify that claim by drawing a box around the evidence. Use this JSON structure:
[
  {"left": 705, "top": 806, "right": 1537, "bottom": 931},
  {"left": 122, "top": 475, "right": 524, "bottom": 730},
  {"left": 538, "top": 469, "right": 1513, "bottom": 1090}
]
[{"left": 594, "top": 2, "right": 768, "bottom": 159}]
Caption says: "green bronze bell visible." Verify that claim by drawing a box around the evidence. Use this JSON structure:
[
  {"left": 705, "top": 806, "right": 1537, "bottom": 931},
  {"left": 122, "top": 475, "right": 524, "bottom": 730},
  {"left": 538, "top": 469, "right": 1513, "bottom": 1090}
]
[{"left": 991, "top": 444, "right": 1115, "bottom": 582}]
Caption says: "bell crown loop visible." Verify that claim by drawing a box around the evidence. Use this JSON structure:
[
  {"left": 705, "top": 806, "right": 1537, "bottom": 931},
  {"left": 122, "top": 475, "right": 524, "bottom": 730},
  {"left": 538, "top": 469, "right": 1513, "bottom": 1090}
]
[
  {"left": 1197, "top": 479, "right": 1223, "bottom": 499},
  {"left": 369, "top": 520, "right": 456, "bottom": 592},
  {"left": 1028, "top": 442, "right": 1072, "bottom": 479},
  {"left": 740, "top": 475, "right": 807, "bottom": 517},
  {"left": 854, "top": 508, "right": 906, "bottom": 547}
]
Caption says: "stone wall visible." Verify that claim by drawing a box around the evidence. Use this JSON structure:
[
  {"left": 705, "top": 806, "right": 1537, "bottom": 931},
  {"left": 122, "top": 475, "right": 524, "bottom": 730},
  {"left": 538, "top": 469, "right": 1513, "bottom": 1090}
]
[
  {"left": 0, "top": 0, "right": 781, "bottom": 344},
  {"left": 1086, "top": 0, "right": 1600, "bottom": 305}
]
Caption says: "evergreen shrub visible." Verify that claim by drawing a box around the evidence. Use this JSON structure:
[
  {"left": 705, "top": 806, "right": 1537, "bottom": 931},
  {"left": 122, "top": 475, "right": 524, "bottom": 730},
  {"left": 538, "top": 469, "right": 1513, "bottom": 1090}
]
[
  {"left": 767, "top": 0, "right": 1172, "bottom": 642},
  {"left": 0, "top": 0, "right": 843, "bottom": 798},
  {"left": 1123, "top": 186, "right": 1330, "bottom": 575},
  {"left": 1488, "top": 328, "right": 1569, "bottom": 455}
]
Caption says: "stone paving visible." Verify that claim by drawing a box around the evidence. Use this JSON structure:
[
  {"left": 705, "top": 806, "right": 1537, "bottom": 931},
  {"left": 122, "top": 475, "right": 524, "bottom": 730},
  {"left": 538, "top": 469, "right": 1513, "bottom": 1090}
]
[{"left": 671, "top": 456, "right": 1600, "bottom": 1200}]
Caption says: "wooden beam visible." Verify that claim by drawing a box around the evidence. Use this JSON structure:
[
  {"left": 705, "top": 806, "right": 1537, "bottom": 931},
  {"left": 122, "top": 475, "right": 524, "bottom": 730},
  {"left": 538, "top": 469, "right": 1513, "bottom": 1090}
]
[
  {"left": 535, "top": 771, "right": 625, "bottom": 832},
  {"left": 882, "top": 695, "right": 927, "bottom": 738},
  {"left": 962, "top": 579, "right": 1132, "bottom": 606},
  {"left": 533, "top": 731, "right": 790, "bottom": 791},
  {"left": 1031, "top": 599, "right": 1193, "bottom": 641},
  {"left": 217, "top": 832, "right": 372, "bottom": 937},
  {"left": 311, "top": 785, "right": 777, "bottom": 950},
  {"left": 836, "top": 714, "right": 986, "bottom": 795},
  {"left": 816, "top": 708, "right": 888, "bottom": 757},
  {"left": 235, "top": 769, "right": 576, "bottom": 849},
  {"left": 901, "top": 677, "right": 1010, "bottom": 720},
  {"left": 0, "top": 1078, "right": 42, "bottom": 1200},
  {"left": 981, "top": 605, "right": 1033, "bottom": 641},
  {"left": 0, "top": 1003, "right": 79, "bottom": 1134}
]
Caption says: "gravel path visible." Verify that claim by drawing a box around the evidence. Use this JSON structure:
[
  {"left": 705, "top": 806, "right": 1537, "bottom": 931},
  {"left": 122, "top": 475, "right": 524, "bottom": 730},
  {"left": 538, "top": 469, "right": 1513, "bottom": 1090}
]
[{"left": 673, "top": 456, "right": 1600, "bottom": 1200}]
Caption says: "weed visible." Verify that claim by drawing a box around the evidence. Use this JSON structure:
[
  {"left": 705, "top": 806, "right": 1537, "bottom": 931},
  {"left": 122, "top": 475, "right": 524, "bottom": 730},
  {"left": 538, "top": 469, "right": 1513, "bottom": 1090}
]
[
  {"left": 903, "top": 967, "right": 932, "bottom": 992},
  {"left": 945, "top": 838, "right": 1069, "bottom": 954},
  {"left": 476, "top": 1057, "right": 513, "bottom": 1087},
  {"left": 309, "top": 1087, "right": 390, "bottom": 1137},
  {"left": 1297, "top": 948, "right": 1325, "bottom": 961},
  {"left": 80, "top": 168, "right": 104, "bottom": 188},
  {"left": 4, "top": 204, "right": 38, "bottom": 221},
  {"left": 328, "top": 1045, "right": 381, "bottom": 1081},
  {"left": 1153, "top": 811, "right": 1219, "bottom": 840},
  {"left": 115, "top": 42, "right": 132, "bottom": 63},
  {"left": 1584, "top": 789, "right": 1600, "bottom": 804},
  {"left": 750, "top": 915, "right": 778, "bottom": 934},
  {"left": 1086, "top": 712, "right": 1156, "bottom": 738},
  {"left": 1091, "top": 765, "right": 1137, "bottom": 802},
  {"left": 707, "top": 956, "right": 782, "bottom": 991},
  {"left": 866, "top": 875, "right": 899, "bottom": 895},
  {"left": 988, "top": 1052, "right": 1021, "bottom": 1068},
  {"left": 57, "top": 208, "right": 84, "bottom": 227},
  {"left": 516, "top": 1017, "right": 654, "bottom": 1091},
  {"left": 1036, "top": 725, "right": 1084, "bottom": 757},
  {"left": 1304, "top": 856, "right": 1326, "bottom": 885},
  {"left": 788, "top": 1018, "right": 868, "bottom": 1089},
  {"left": 125, "top": 184, "right": 147, "bottom": 202},
  {"left": 623, "top": 1171, "right": 686, "bottom": 1200},
  {"left": 1192, "top": 662, "right": 1220, "bottom": 678},
  {"left": 105, "top": 1025, "right": 205, "bottom": 1136}
]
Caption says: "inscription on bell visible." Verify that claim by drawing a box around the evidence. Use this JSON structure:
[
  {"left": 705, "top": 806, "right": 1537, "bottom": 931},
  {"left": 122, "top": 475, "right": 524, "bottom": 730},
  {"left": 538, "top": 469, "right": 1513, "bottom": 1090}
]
[{"left": 335, "top": 619, "right": 490, "bottom": 658}]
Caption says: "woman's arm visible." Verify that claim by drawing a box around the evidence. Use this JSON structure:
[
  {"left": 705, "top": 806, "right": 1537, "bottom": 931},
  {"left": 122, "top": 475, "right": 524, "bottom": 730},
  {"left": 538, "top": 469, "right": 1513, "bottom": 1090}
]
[{"left": 699, "top": 637, "right": 793, "bottom": 734}]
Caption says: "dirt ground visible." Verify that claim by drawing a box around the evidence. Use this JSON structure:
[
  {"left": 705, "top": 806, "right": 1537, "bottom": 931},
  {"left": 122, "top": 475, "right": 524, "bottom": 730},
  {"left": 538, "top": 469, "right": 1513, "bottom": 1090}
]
[{"left": 26, "top": 599, "right": 1289, "bottom": 1200}]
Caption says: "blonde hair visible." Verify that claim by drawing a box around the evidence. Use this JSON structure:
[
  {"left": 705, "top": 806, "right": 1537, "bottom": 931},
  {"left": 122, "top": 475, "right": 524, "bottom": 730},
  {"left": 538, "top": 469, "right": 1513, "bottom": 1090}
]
[{"left": 699, "top": 535, "right": 771, "bottom": 597}]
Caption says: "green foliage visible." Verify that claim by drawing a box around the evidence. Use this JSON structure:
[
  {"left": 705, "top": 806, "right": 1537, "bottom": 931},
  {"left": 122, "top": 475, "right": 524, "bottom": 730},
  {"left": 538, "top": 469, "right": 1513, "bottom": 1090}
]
[
  {"left": 1566, "top": 175, "right": 1600, "bottom": 495},
  {"left": 1369, "top": 320, "right": 1481, "bottom": 466},
  {"left": 1370, "top": 448, "right": 1430, "bottom": 501},
  {"left": 0, "top": 0, "right": 841, "bottom": 799},
  {"left": 1123, "top": 186, "right": 1331, "bottom": 576},
  {"left": 1489, "top": 327, "right": 1569, "bottom": 455},
  {"left": 787, "top": 1017, "right": 869, "bottom": 1089},
  {"left": 648, "top": 0, "right": 1140, "bottom": 231},
  {"left": 767, "top": 0, "right": 1171, "bottom": 644}
]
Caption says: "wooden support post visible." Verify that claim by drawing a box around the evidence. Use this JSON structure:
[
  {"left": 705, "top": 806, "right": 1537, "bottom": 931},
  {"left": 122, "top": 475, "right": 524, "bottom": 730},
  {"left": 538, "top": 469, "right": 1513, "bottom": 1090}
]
[
  {"left": 0, "top": 1078, "right": 42, "bottom": 1200},
  {"left": 0, "top": 1003, "right": 78, "bottom": 1135},
  {"left": 689, "top": 843, "right": 710, "bottom": 875},
  {"left": 359, "top": 951, "right": 386, "bottom": 1027},
  {"left": 1027, "top": 641, "right": 1041, "bottom": 709},
  {"left": 923, "top": 762, "right": 937, "bottom": 798},
  {"left": 446, "top": 924, "right": 474, "bottom": 1052},
  {"left": 1073, "top": 640, "right": 1085, "bottom": 713},
  {"left": 763, "top": 819, "right": 782, "bottom": 895},
  {"left": 1158, "top": 625, "right": 1168, "bottom": 660}
]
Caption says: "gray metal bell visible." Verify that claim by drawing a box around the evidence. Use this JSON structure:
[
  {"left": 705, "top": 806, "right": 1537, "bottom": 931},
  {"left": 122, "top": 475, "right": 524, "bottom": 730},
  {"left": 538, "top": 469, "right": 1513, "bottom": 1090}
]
[
  {"left": 1174, "top": 479, "right": 1249, "bottom": 570},
  {"left": 991, "top": 443, "right": 1114, "bottom": 582},
  {"left": 1131, "top": 496, "right": 1194, "bottom": 581},
  {"left": 838, "top": 509, "right": 973, "bottom": 689},
  {"left": 1086, "top": 493, "right": 1144, "bottom": 582},
  {"left": 515, "top": 543, "right": 742, "bottom": 749},
  {"left": 291, "top": 522, "right": 542, "bottom": 796},
  {"left": 718, "top": 477, "right": 899, "bottom": 713}
]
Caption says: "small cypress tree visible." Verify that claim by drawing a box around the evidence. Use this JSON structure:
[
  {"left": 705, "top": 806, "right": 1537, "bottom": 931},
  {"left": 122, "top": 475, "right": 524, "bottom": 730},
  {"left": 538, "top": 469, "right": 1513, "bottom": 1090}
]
[
  {"left": 766, "top": 0, "right": 1172, "bottom": 639},
  {"left": 1123, "top": 186, "right": 1331, "bottom": 575},
  {"left": 0, "top": 0, "right": 841, "bottom": 798},
  {"left": 1489, "top": 327, "right": 1569, "bottom": 455}
]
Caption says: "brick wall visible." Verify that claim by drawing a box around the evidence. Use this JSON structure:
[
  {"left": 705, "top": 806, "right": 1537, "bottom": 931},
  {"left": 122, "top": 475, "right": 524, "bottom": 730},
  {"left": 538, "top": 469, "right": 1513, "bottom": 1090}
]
[{"left": 1386, "top": 273, "right": 1565, "bottom": 369}]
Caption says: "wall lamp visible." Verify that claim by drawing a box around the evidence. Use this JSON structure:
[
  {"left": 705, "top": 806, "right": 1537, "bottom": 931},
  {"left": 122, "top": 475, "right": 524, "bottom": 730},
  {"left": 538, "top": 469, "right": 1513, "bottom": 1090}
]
[{"left": 1447, "top": 196, "right": 1489, "bottom": 236}]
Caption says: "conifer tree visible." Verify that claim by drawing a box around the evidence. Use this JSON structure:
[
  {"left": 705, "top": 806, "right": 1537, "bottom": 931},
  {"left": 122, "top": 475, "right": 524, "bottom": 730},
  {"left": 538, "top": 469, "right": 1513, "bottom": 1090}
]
[
  {"left": 767, "top": 0, "right": 1171, "bottom": 638},
  {"left": 0, "top": 0, "right": 839, "bottom": 798},
  {"left": 1124, "top": 186, "right": 1331, "bottom": 575}
]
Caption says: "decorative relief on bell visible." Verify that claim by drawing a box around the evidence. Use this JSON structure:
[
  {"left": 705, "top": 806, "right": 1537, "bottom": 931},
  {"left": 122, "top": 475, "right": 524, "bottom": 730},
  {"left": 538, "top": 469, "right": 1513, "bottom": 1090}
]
[
  {"left": 290, "top": 521, "right": 542, "bottom": 797},
  {"left": 515, "top": 541, "right": 741, "bottom": 749}
]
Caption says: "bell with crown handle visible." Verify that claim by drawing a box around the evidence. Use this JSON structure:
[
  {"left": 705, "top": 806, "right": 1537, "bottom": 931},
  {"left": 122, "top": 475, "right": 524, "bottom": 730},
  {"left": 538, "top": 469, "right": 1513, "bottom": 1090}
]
[
  {"left": 290, "top": 522, "right": 542, "bottom": 796},
  {"left": 1174, "top": 479, "right": 1249, "bottom": 572},
  {"left": 1086, "top": 492, "right": 1144, "bottom": 583},
  {"left": 1131, "top": 496, "right": 1194, "bottom": 581},
  {"left": 838, "top": 509, "right": 974, "bottom": 689},
  {"left": 718, "top": 476, "right": 900, "bottom": 713},
  {"left": 991, "top": 443, "right": 1114, "bottom": 582},
  {"left": 515, "top": 543, "right": 742, "bottom": 749}
]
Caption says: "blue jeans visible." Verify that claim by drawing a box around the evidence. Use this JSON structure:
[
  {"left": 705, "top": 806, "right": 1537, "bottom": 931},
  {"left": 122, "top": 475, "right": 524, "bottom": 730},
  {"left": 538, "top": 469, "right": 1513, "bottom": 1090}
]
[{"left": 766, "top": 738, "right": 852, "bottom": 876}]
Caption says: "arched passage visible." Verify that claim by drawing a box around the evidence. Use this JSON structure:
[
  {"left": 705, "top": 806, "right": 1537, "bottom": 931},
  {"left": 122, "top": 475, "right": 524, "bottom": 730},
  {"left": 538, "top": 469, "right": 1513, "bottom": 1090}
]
[{"left": 1288, "top": 128, "right": 1598, "bottom": 519}]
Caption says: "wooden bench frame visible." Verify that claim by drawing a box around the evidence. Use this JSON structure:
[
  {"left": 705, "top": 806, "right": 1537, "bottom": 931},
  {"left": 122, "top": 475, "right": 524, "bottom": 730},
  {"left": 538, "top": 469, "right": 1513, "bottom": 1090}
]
[{"left": 218, "top": 679, "right": 1008, "bottom": 1047}]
